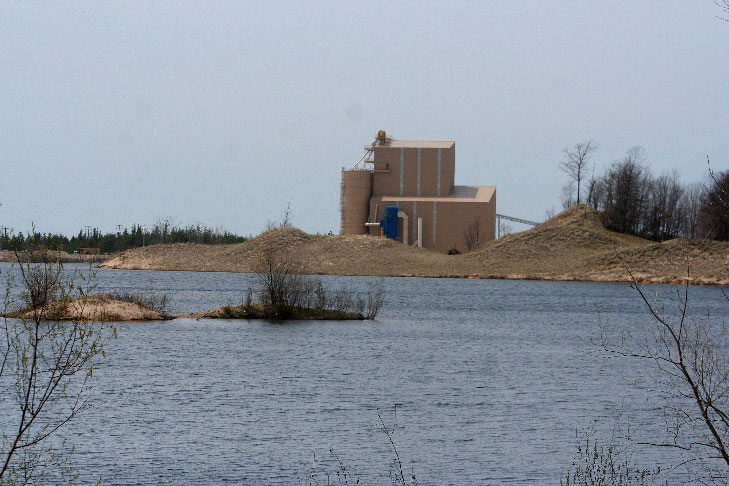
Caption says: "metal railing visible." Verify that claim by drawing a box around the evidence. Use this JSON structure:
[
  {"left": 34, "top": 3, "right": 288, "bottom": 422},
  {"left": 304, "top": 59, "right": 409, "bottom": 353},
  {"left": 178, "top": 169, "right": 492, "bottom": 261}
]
[{"left": 496, "top": 213, "right": 541, "bottom": 238}]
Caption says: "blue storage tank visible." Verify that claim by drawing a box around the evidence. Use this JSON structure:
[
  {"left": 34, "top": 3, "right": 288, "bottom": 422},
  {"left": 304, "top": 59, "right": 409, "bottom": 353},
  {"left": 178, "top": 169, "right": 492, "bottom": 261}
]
[{"left": 381, "top": 206, "right": 399, "bottom": 239}]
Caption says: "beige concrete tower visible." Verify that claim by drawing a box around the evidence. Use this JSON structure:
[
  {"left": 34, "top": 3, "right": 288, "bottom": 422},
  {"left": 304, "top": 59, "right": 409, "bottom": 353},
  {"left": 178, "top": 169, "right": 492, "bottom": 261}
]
[{"left": 339, "top": 169, "right": 372, "bottom": 235}]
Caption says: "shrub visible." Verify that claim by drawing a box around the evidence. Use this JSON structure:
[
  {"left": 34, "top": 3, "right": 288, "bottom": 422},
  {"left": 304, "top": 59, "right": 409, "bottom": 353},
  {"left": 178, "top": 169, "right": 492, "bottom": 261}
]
[
  {"left": 253, "top": 249, "right": 383, "bottom": 320},
  {"left": 104, "top": 290, "right": 171, "bottom": 317}
]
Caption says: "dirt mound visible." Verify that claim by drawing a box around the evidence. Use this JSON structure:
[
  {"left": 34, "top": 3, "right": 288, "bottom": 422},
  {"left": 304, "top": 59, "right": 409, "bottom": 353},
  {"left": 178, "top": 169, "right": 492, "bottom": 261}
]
[
  {"left": 486, "top": 205, "right": 645, "bottom": 253},
  {"left": 101, "top": 206, "right": 729, "bottom": 285},
  {"left": 538, "top": 204, "right": 604, "bottom": 229},
  {"left": 461, "top": 205, "right": 650, "bottom": 275},
  {"left": 242, "top": 227, "right": 313, "bottom": 254}
]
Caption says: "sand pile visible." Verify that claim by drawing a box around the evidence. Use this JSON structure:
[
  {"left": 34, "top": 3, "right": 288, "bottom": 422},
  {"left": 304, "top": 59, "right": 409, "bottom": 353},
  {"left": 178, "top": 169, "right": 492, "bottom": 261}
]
[{"left": 101, "top": 227, "right": 449, "bottom": 276}]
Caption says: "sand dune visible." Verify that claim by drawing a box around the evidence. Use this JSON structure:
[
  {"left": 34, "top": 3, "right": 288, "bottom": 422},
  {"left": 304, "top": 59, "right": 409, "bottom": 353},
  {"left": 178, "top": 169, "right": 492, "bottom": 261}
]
[{"left": 101, "top": 206, "right": 729, "bottom": 286}]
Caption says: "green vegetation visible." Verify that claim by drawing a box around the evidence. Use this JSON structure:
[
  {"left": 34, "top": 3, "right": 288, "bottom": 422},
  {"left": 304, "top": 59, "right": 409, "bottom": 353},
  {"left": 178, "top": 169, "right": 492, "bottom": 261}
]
[{"left": 0, "top": 221, "right": 248, "bottom": 254}]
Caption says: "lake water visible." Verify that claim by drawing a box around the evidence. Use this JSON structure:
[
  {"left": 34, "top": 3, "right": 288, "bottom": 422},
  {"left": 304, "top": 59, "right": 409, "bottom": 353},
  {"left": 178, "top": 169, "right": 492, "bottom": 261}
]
[{"left": 1, "top": 262, "right": 728, "bottom": 484}]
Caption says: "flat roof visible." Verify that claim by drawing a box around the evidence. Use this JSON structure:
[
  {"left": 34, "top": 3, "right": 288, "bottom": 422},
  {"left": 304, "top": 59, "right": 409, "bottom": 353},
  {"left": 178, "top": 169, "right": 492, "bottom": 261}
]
[
  {"left": 375, "top": 185, "right": 495, "bottom": 203},
  {"left": 375, "top": 140, "right": 455, "bottom": 149}
]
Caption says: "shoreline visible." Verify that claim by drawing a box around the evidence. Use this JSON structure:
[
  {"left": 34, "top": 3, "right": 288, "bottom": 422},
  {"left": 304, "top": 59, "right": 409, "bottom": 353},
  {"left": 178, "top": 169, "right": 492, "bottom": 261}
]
[
  {"left": 96, "top": 265, "right": 729, "bottom": 287},
  {"left": 0, "top": 250, "right": 110, "bottom": 264}
]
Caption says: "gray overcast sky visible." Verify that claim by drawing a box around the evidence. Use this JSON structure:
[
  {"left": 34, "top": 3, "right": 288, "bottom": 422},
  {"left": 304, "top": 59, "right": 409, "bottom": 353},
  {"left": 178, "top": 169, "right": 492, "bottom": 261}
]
[{"left": 1, "top": 1, "right": 727, "bottom": 236}]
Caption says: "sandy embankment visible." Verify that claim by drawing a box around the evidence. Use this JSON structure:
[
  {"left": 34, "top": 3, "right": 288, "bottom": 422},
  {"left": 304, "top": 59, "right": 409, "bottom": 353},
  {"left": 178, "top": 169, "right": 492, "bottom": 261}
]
[{"left": 100, "top": 206, "right": 729, "bottom": 286}]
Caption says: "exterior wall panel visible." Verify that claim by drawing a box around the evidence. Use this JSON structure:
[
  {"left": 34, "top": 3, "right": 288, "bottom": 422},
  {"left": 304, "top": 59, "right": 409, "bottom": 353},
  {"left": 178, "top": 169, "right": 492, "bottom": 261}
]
[
  {"left": 373, "top": 145, "right": 455, "bottom": 198},
  {"left": 372, "top": 147, "right": 397, "bottom": 196},
  {"left": 368, "top": 188, "right": 495, "bottom": 252}
]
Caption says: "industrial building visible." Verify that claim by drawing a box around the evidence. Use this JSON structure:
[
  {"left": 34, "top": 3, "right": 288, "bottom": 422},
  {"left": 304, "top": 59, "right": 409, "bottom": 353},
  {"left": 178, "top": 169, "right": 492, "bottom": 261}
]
[{"left": 340, "top": 131, "right": 496, "bottom": 253}]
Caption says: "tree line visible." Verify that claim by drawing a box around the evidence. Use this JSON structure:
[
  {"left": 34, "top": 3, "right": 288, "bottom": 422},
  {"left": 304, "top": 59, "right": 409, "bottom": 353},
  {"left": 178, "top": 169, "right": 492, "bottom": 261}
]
[
  {"left": 0, "top": 221, "right": 248, "bottom": 254},
  {"left": 560, "top": 142, "right": 729, "bottom": 241}
]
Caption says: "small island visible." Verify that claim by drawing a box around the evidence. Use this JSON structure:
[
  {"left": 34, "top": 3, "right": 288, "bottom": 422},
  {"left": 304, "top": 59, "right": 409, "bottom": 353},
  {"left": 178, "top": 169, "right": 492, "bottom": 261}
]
[
  {"left": 189, "top": 303, "right": 367, "bottom": 320},
  {"left": 5, "top": 280, "right": 382, "bottom": 322},
  {"left": 6, "top": 295, "right": 169, "bottom": 322}
]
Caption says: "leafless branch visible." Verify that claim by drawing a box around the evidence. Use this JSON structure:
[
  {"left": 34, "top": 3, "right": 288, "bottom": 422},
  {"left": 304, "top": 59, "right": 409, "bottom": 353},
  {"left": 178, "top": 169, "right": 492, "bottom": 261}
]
[
  {"left": 560, "top": 140, "right": 598, "bottom": 206},
  {"left": 1, "top": 247, "right": 110, "bottom": 482}
]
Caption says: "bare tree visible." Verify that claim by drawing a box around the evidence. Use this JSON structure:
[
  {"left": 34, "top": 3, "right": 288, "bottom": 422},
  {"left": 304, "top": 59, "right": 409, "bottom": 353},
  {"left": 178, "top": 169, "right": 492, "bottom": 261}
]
[
  {"left": 1, "top": 250, "right": 109, "bottom": 482},
  {"left": 561, "top": 180, "right": 577, "bottom": 209},
  {"left": 281, "top": 200, "right": 292, "bottom": 228},
  {"left": 600, "top": 263, "right": 729, "bottom": 483},
  {"left": 644, "top": 171, "right": 684, "bottom": 241},
  {"left": 585, "top": 176, "right": 601, "bottom": 210},
  {"left": 717, "top": 0, "right": 729, "bottom": 20},
  {"left": 303, "top": 406, "right": 418, "bottom": 485},
  {"left": 498, "top": 221, "right": 513, "bottom": 237},
  {"left": 462, "top": 218, "right": 481, "bottom": 252},
  {"left": 573, "top": 154, "right": 729, "bottom": 482},
  {"left": 253, "top": 248, "right": 383, "bottom": 320},
  {"left": 265, "top": 200, "right": 294, "bottom": 231},
  {"left": 561, "top": 140, "right": 598, "bottom": 206},
  {"left": 700, "top": 168, "right": 729, "bottom": 240},
  {"left": 592, "top": 147, "right": 651, "bottom": 235},
  {"left": 255, "top": 248, "right": 308, "bottom": 319},
  {"left": 679, "top": 182, "right": 706, "bottom": 240},
  {"left": 587, "top": 152, "right": 716, "bottom": 241}
]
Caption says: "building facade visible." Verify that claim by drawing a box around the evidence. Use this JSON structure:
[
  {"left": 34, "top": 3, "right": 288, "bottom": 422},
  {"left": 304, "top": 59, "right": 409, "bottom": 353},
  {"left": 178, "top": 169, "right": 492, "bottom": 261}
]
[{"left": 340, "top": 132, "right": 496, "bottom": 253}]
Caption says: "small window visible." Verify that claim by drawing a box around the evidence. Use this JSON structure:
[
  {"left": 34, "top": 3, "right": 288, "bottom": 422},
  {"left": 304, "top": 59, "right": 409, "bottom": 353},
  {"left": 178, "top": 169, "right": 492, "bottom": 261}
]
[{"left": 385, "top": 163, "right": 390, "bottom": 170}]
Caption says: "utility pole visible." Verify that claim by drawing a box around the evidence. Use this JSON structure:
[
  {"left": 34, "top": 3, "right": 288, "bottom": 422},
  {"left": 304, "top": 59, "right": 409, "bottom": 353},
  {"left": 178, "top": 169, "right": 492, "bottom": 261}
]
[{"left": 116, "top": 224, "right": 123, "bottom": 234}]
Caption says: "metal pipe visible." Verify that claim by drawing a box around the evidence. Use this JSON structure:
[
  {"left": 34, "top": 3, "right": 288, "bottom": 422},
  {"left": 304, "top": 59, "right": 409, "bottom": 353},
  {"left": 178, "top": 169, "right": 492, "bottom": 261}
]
[
  {"left": 397, "top": 211, "right": 408, "bottom": 246},
  {"left": 417, "top": 217, "right": 422, "bottom": 248}
]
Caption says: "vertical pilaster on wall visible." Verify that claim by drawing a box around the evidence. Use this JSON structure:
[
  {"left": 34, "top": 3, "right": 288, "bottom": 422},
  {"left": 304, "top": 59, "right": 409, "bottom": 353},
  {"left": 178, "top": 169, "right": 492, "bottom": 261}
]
[
  {"left": 436, "top": 148, "right": 441, "bottom": 197},
  {"left": 416, "top": 148, "right": 421, "bottom": 196},
  {"left": 412, "top": 201, "right": 417, "bottom": 243},
  {"left": 399, "top": 148, "right": 404, "bottom": 196},
  {"left": 432, "top": 202, "right": 437, "bottom": 243}
]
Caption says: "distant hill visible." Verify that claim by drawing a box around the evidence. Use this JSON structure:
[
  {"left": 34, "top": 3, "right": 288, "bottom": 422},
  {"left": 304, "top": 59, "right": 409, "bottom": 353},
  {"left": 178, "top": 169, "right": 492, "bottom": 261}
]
[{"left": 101, "top": 206, "right": 729, "bottom": 285}]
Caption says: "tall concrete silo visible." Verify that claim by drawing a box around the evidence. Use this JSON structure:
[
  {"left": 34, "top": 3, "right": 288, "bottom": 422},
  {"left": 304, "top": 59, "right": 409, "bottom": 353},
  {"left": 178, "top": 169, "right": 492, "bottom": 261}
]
[{"left": 339, "top": 169, "right": 373, "bottom": 235}]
